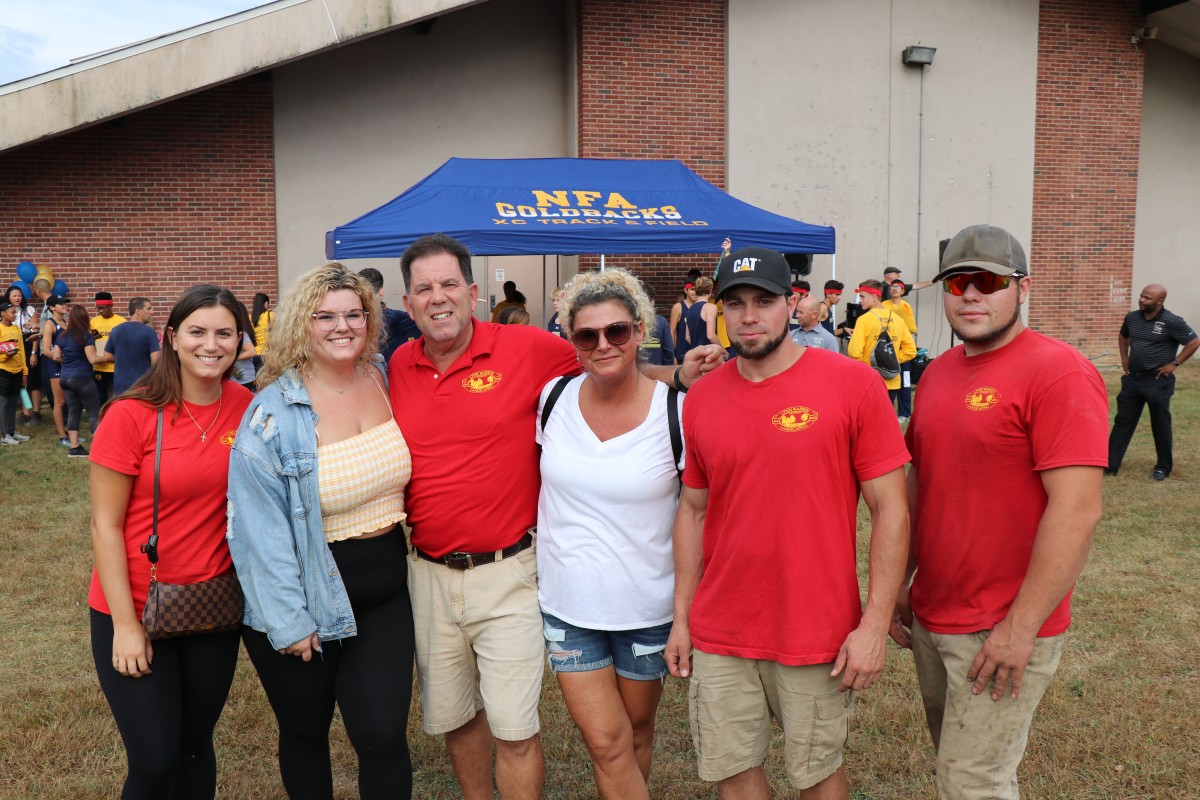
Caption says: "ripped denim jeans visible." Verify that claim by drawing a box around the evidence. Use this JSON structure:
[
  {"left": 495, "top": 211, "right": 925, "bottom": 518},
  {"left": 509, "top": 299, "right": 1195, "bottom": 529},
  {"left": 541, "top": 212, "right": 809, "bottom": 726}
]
[{"left": 541, "top": 611, "right": 671, "bottom": 680}]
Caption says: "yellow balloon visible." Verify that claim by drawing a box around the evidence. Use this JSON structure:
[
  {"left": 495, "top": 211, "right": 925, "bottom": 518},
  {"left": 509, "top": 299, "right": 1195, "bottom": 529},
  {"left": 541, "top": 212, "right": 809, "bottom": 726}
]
[{"left": 34, "top": 265, "right": 54, "bottom": 285}]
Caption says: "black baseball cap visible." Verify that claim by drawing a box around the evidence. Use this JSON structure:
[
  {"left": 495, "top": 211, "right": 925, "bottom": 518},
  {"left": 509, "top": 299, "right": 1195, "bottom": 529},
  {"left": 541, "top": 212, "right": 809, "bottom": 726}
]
[{"left": 716, "top": 247, "right": 792, "bottom": 299}]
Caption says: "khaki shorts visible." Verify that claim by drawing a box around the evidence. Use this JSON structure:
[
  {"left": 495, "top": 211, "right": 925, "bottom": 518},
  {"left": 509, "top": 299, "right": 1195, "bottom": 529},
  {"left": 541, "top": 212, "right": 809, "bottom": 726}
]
[
  {"left": 408, "top": 542, "right": 543, "bottom": 740},
  {"left": 688, "top": 648, "right": 852, "bottom": 789},
  {"left": 911, "top": 618, "right": 1064, "bottom": 800}
]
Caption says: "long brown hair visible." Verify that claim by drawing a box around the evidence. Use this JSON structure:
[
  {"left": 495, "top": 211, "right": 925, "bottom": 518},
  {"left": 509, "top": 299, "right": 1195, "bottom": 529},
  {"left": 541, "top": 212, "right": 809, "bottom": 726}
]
[
  {"left": 66, "top": 305, "right": 92, "bottom": 345},
  {"left": 104, "top": 285, "right": 243, "bottom": 420}
]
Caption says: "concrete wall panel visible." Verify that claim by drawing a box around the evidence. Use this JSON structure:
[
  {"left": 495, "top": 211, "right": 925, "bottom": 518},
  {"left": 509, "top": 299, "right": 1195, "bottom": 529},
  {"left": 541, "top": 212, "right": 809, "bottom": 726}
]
[
  {"left": 729, "top": 0, "right": 1038, "bottom": 355},
  {"left": 1133, "top": 41, "right": 1200, "bottom": 326},
  {"left": 272, "top": 0, "right": 569, "bottom": 307}
]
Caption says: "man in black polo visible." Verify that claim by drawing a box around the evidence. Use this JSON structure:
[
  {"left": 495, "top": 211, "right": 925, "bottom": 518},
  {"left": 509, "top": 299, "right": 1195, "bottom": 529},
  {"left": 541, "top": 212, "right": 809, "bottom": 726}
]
[{"left": 1106, "top": 283, "right": 1198, "bottom": 480}]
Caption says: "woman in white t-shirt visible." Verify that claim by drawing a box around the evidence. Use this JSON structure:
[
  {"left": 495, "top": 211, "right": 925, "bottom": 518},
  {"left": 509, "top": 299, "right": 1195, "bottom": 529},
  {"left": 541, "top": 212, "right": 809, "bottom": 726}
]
[{"left": 535, "top": 268, "right": 684, "bottom": 800}]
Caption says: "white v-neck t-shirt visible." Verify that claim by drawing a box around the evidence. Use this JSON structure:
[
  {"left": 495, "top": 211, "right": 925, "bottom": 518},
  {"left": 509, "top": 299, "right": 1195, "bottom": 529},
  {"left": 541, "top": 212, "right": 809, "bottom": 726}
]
[{"left": 535, "top": 376, "right": 684, "bottom": 630}]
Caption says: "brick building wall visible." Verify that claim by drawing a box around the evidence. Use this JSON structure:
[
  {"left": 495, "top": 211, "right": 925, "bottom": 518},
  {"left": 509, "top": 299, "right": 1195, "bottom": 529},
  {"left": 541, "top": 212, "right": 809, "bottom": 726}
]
[
  {"left": 1030, "top": 0, "right": 1143, "bottom": 358},
  {"left": 0, "top": 76, "right": 277, "bottom": 316},
  {"left": 576, "top": 0, "right": 727, "bottom": 315}
]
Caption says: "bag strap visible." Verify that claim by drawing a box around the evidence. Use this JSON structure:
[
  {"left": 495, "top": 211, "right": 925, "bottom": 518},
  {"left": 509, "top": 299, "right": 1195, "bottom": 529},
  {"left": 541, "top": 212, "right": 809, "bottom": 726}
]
[
  {"left": 666, "top": 386, "right": 683, "bottom": 483},
  {"left": 871, "top": 310, "right": 895, "bottom": 339},
  {"left": 542, "top": 375, "right": 683, "bottom": 483},
  {"left": 540, "top": 375, "right": 577, "bottom": 433},
  {"left": 140, "top": 408, "right": 163, "bottom": 567}
]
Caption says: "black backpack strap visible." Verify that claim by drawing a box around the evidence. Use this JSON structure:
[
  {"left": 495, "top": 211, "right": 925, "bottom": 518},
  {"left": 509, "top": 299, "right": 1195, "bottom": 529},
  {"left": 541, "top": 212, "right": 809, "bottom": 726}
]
[
  {"left": 667, "top": 386, "right": 683, "bottom": 483},
  {"left": 540, "top": 375, "right": 577, "bottom": 433}
]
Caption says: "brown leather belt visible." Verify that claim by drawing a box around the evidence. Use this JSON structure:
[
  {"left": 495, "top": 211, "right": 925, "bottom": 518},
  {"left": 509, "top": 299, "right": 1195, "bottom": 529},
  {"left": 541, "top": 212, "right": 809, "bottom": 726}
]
[{"left": 414, "top": 531, "right": 533, "bottom": 570}]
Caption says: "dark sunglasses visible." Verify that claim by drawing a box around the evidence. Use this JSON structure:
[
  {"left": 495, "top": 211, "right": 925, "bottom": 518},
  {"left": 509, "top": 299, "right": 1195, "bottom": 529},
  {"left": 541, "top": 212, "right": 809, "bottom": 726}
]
[
  {"left": 572, "top": 322, "right": 635, "bottom": 351},
  {"left": 941, "top": 271, "right": 1022, "bottom": 296}
]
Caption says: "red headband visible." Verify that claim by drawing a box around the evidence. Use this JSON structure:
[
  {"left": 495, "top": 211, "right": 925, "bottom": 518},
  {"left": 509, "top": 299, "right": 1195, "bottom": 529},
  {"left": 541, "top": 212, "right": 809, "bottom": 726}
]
[
  {"left": 825, "top": 289, "right": 843, "bottom": 296},
  {"left": 858, "top": 286, "right": 883, "bottom": 298},
  {"left": 95, "top": 299, "right": 114, "bottom": 306},
  {"left": 684, "top": 282, "right": 695, "bottom": 290}
]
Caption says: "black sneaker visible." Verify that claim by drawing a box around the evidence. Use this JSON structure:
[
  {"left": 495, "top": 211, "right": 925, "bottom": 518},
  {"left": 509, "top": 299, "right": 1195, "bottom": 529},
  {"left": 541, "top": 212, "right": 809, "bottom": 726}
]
[
  {"left": 1150, "top": 469, "right": 1169, "bottom": 481},
  {"left": 68, "top": 446, "right": 89, "bottom": 458}
]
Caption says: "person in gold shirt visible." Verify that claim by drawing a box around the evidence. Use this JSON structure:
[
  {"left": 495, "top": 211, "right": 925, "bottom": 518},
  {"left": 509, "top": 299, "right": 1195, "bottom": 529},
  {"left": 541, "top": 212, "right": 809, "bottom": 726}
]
[
  {"left": 883, "top": 279, "right": 918, "bottom": 422},
  {"left": 89, "top": 291, "right": 126, "bottom": 405},
  {"left": 848, "top": 280, "right": 916, "bottom": 423},
  {"left": 490, "top": 280, "right": 527, "bottom": 323}
]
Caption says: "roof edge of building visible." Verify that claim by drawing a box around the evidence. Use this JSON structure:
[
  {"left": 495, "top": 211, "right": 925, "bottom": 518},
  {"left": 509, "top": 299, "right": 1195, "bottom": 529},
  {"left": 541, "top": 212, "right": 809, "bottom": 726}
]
[{"left": 0, "top": 0, "right": 481, "bottom": 153}]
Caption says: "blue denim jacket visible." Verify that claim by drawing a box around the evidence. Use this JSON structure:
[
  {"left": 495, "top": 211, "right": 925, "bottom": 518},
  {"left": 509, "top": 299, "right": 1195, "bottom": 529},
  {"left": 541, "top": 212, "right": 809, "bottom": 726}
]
[{"left": 227, "top": 361, "right": 386, "bottom": 650}]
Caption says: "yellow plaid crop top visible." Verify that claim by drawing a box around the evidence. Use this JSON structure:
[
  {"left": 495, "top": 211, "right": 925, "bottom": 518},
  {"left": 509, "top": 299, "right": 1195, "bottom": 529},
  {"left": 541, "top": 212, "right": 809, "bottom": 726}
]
[{"left": 318, "top": 419, "right": 412, "bottom": 543}]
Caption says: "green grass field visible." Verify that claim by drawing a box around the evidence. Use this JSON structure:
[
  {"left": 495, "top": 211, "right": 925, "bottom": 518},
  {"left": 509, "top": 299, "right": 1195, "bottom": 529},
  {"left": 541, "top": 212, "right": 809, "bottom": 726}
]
[{"left": 1, "top": 370, "right": 1196, "bottom": 798}]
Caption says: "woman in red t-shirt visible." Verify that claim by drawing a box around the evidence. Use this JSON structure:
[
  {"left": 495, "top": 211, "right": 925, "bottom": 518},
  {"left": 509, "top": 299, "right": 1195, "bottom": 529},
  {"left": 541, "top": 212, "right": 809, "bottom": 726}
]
[{"left": 88, "top": 285, "right": 253, "bottom": 800}]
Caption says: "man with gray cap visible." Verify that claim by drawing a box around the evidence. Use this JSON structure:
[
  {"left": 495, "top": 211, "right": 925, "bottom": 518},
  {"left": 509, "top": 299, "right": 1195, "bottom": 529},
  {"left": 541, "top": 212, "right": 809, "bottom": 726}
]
[
  {"left": 667, "top": 246, "right": 909, "bottom": 799},
  {"left": 891, "top": 224, "right": 1108, "bottom": 800}
]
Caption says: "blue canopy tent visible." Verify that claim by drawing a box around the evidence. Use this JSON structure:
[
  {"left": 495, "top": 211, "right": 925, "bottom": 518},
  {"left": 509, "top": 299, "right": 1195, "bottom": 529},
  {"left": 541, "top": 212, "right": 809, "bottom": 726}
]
[{"left": 325, "top": 157, "right": 835, "bottom": 258}]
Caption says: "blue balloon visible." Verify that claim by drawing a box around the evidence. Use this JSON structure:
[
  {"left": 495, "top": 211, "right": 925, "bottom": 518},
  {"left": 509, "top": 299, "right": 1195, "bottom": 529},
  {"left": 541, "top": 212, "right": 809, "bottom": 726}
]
[
  {"left": 53, "top": 279, "right": 68, "bottom": 298},
  {"left": 10, "top": 280, "right": 33, "bottom": 300},
  {"left": 16, "top": 261, "right": 37, "bottom": 283}
]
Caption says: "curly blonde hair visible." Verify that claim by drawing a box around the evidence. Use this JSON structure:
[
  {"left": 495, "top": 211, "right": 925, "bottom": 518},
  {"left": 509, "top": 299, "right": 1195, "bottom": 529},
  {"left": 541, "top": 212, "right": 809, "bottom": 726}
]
[
  {"left": 561, "top": 268, "right": 657, "bottom": 342},
  {"left": 256, "top": 262, "right": 383, "bottom": 389}
]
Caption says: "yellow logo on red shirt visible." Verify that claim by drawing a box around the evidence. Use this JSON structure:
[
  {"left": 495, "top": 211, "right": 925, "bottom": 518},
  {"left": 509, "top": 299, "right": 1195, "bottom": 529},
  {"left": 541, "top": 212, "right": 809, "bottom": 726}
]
[
  {"left": 772, "top": 406, "right": 818, "bottom": 432},
  {"left": 965, "top": 386, "right": 1001, "bottom": 412},
  {"left": 219, "top": 430, "right": 237, "bottom": 448},
  {"left": 462, "top": 370, "right": 502, "bottom": 394}
]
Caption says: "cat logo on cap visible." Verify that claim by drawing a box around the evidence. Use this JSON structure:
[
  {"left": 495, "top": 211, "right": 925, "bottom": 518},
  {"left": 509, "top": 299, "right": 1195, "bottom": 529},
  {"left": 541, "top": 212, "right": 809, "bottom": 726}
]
[
  {"left": 732, "top": 257, "right": 759, "bottom": 273},
  {"left": 462, "top": 370, "right": 503, "bottom": 394},
  {"left": 964, "top": 386, "right": 1001, "bottom": 412},
  {"left": 772, "top": 405, "right": 818, "bottom": 432}
]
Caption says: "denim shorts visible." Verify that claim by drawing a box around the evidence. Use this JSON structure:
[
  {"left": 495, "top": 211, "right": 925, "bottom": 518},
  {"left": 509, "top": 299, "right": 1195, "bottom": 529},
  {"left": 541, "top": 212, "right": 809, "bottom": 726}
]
[{"left": 541, "top": 611, "right": 671, "bottom": 681}]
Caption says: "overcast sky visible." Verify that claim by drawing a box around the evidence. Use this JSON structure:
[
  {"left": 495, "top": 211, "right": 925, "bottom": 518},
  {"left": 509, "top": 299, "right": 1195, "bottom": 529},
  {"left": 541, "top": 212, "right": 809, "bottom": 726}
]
[{"left": 0, "top": 0, "right": 268, "bottom": 86}]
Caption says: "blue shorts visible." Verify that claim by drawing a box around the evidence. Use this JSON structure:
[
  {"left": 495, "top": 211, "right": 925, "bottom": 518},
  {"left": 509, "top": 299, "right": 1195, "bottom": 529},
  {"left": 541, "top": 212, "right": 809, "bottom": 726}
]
[{"left": 541, "top": 611, "right": 671, "bottom": 681}]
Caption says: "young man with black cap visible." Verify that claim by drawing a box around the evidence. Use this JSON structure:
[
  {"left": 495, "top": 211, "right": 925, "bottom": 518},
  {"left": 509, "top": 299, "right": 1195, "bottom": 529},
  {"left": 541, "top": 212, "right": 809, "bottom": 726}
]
[
  {"left": 89, "top": 291, "right": 125, "bottom": 404},
  {"left": 666, "top": 246, "right": 910, "bottom": 800},
  {"left": 892, "top": 224, "right": 1108, "bottom": 800}
]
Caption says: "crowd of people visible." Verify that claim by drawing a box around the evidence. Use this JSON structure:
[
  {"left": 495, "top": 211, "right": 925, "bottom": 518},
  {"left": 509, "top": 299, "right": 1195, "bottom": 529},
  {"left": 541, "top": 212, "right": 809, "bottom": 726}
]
[{"left": 15, "top": 222, "right": 1186, "bottom": 799}]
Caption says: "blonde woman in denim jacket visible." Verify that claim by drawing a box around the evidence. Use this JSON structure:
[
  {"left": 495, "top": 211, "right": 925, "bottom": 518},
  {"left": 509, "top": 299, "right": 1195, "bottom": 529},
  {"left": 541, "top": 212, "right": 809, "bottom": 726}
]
[{"left": 228, "top": 263, "right": 413, "bottom": 799}]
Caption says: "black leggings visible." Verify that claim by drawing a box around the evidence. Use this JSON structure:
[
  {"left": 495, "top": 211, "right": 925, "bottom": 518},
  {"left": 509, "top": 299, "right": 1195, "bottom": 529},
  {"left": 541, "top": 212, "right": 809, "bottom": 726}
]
[
  {"left": 61, "top": 375, "right": 101, "bottom": 432},
  {"left": 90, "top": 609, "right": 240, "bottom": 800},
  {"left": 242, "top": 528, "right": 414, "bottom": 799},
  {"left": 0, "top": 370, "right": 19, "bottom": 436}
]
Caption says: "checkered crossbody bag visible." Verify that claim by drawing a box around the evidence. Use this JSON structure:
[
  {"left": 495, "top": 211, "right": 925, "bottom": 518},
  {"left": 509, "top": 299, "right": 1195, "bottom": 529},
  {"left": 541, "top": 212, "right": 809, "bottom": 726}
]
[{"left": 140, "top": 407, "right": 243, "bottom": 640}]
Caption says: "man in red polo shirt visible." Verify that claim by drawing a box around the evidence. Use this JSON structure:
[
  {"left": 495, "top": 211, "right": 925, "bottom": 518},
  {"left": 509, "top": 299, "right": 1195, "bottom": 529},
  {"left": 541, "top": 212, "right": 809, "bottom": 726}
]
[{"left": 389, "top": 233, "right": 721, "bottom": 799}]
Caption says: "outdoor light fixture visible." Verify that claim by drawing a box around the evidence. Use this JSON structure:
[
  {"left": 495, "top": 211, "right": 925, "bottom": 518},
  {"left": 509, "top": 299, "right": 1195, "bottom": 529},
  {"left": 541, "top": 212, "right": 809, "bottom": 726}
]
[
  {"left": 901, "top": 43, "right": 937, "bottom": 324},
  {"left": 902, "top": 45, "right": 936, "bottom": 66}
]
